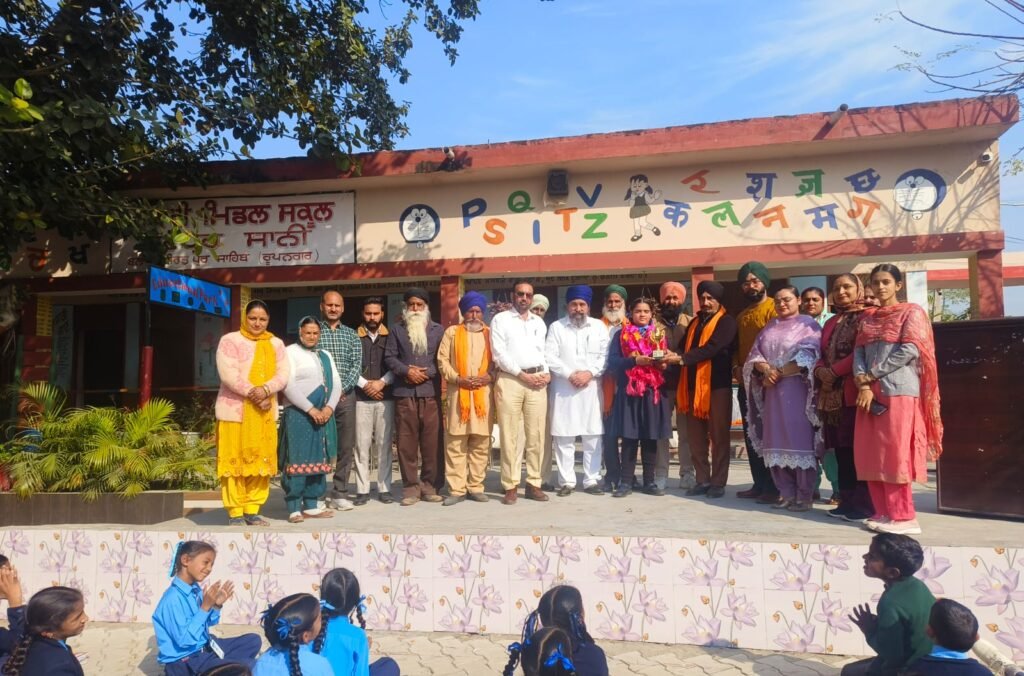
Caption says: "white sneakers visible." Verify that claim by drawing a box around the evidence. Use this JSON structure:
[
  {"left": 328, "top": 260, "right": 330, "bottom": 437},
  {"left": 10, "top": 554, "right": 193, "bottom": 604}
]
[
  {"left": 865, "top": 516, "right": 922, "bottom": 535},
  {"left": 325, "top": 497, "right": 355, "bottom": 511}
]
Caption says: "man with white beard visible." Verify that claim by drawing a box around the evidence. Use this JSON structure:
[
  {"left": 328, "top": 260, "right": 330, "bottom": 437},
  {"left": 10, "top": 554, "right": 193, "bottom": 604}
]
[
  {"left": 384, "top": 287, "right": 445, "bottom": 506},
  {"left": 545, "top": 285, "right": 609, "bottom": 496},
  {"left": 600, "top": 284, "right": 630, "bottom": 491},
  {"left": 436, "top": 291, "right": 494, "bottom": 506}
]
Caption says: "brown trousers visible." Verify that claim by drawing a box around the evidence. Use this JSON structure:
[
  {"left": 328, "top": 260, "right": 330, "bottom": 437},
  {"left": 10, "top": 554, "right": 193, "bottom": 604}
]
[
  {"left": 687, "top": 387, "right": 733, "bottom": 488},
  {"left": 395, "top": 397, "right": 444, "bottom": 499}
]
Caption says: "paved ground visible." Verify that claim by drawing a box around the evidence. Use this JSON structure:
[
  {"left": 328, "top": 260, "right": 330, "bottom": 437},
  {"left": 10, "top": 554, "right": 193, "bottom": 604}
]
[
  {"left": 71, "top": 458, "right": 1024, "bottom": 548},
  {"left": 71, "top": 622, "right": 860, "bottom": 675}
]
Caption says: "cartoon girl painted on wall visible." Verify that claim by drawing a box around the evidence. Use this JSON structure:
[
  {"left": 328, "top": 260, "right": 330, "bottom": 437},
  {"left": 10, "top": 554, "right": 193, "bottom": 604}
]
[{"left": 624, "top": 174, "right": 663, "bottom": 242}]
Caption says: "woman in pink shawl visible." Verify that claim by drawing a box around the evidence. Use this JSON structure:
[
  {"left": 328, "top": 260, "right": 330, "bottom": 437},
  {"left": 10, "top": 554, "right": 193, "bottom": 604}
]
[
  {"left": 743, "top": 285, "right": 822, "bottom": 512},
  {"left": 854, "top": 264, "right": 942, "bottom": 535}
]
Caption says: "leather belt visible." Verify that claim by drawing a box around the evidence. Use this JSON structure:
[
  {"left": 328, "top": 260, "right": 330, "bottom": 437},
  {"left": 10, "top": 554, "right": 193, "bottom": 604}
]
[{"left": 520, "top": 366, "right": 545, "bottom": 374}]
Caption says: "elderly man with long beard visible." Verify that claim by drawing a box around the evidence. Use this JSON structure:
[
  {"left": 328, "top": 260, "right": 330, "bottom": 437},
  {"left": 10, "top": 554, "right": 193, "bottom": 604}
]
[
  {"left": 600, "top": 284, "right": 629, "bottom": 492},
  {"left": 659, "top": 281, "right": 696, "bottom": 492},
  {"left": 546, "top": 285, "right": 610, "bottom": 496},
  {"left": 436, "top": 291, "right": 494, "bottom": 506},
  {"left": 384, "top": 287, "right": 445, "bottom": 506}
]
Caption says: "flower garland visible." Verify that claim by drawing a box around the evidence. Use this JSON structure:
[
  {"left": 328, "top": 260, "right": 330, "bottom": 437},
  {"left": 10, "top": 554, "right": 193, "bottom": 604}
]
[{"left": 620, "top": 323, "right": 667, "bottom": 402}]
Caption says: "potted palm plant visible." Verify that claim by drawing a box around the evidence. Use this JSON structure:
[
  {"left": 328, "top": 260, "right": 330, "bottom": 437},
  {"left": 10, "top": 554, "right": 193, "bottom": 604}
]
[{"left": 0, "top": 382, "right": 217, "bottom": 525}]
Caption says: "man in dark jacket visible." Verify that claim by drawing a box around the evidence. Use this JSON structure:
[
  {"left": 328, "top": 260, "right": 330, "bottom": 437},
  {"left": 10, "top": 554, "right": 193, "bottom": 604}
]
[
  {"left": 384, "top": 287, "right": 445, "bottom": 506},
  {"left": 669, "top": 281, "right": 737, "bottom": 498},
  {"left": 353, "top": 296, "right": 396, "bottom": 505}
]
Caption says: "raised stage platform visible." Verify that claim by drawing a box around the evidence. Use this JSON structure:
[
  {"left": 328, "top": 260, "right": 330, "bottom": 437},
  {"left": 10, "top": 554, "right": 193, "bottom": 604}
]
[{"left": 2, "top": 459, "right": 1022, "bottom": 661}]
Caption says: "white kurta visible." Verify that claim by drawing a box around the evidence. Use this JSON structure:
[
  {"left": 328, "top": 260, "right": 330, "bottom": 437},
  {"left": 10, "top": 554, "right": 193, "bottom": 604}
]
[{"left": 545, "top": 316, "right": 609, "bottom": 437}]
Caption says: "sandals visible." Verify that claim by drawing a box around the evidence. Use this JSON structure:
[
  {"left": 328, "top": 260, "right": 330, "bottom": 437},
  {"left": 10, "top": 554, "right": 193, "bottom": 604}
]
[
  {"left": 288, "top": 513, "right": 305, "bottom": 524},
  {"left": 771, "top": 498, "right": 793, "bottom": 510},
  {"left": 228, "top": 517, "right": 246, "bottom": 526},
  {"left": 787, "top": 502, "right": 812, "bottom": 513},
  {"left": 302, "top": 509, "right": 334, "bottom": 519},
  {"left": 243, "top": 514, "right": 270, "bottom": 527}
]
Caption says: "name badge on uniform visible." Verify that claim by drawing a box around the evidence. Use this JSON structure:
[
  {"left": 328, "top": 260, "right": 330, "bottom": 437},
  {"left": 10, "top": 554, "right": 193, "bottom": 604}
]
[{"left": 209, "top": 637, "right": 225, "bottom": 659}]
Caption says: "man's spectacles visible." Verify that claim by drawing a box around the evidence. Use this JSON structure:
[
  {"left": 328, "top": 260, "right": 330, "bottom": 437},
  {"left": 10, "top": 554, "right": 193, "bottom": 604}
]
[{"left": 515, "top": 291, "right": 533, "bottom": 297}]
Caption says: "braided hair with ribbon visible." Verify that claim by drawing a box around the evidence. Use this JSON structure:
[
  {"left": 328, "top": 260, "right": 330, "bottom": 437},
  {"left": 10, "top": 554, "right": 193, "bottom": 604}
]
[
  {"left": 261, "top": 593, "right": 321, "bottom": 676},
  {"left": 503, "top": 607, "right": 541, "bottom": 676},
  {"left": 313, "top": 567, "right": 366, "bottom": 654},
  {"left": 537, "top": 585, "right": 595, "bottom": 648},
  {"left": 520, "top": 627, "right": 578, "bottom": 676}
]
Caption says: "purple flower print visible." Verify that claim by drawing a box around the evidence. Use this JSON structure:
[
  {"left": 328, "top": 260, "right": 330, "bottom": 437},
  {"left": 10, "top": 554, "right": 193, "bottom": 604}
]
[
  {"left": 596, "top": 555, "right": 637, "bottom": 583},
  {"left": 680, "top": 557, "right": 725, "bottom": 588},
  {"left": 126, "top": 577, "right": 153, "bottom": 606},
  {"left": 631, "top": 589, "right": 668, "bottom": 623},
  {"left": 440, "top": 606, "right": 478, "bottom": 633},
  {"left": 915, "top": 549, "right": 952, "bottom": 595},
  {"left": 814, "top": 596, "right": 852, "bottom": 633},
  {"left": 440, "top": 552, "right": 474, "bottom": 578},
  {"left": 810, "top": 545, "right": 851, "bottom": 574},
  {"left": 126, "top": 532, "right": 153, "bottom": 557},
  {"left": 228, "top": 598, "right": 263, "bottom": 625},
  {"left": 327, "top": 533, "right": 356, "bottom": 557},
  {"left": 629, "top": 538, "right": 666, "bottom": 564},
  {"left": 598, "top": 611, "right": 642, "bottom": 641},
  {"left": 367, "top": 602, "right": 403, "bottom": 631},
  {"left": 397, "top": 535, "right": 428, "bottom": 560},
  {"left": 101, "top": 549, "right": 131, "bottom": 575},
  {"left": 398, "top": 582, "right": 428, "bottom": 613},
  {"left": 771, "top": 561, "right": 821, "bottom": 592},
  {"left": 471, "top": 536, "right": 503, "bottom": 561},
  {"left": 99, "top": 598, "right": 130, "bottom": 623},
  {"left": 257, "top": 577, "right": 285, "bottom": 603},
  {"left": 298, "top": 549, "right": 332, "bottom": 577},
  {"left": 681, "top": 616, "right": 721, "bottom": 645},
  {"left": 66, "top": 531, "right": 92, "bottom": 556},
  {"left": 973, "top": 568, "right": 1024, "bottom": 614},
  {"left": 515, "top": 554, "right": 551, "bottom": 581},
  {"left": 40, "top": 550, "right": 71, "bottom": 574},
  {"left": 230, "top": 549, "right": 261, "bottom": 575},
  {"left": 721, "top": 593, "right": 758, "bottom": 628},
  {"left": 996, "top": 616, "right": 1024, "bottom": 661},
  {"left": 774, "top": 622, "right": 824, "bottom": 652},
  {"left": 548, "top": 537, "right": 582, "bottom": 562},
  {"left": 472, "top": 584, "right": 504, "bottom": 615},
  {"left": 256, "top": 534, "right": 286, "bottom": 558},
  {"left": 368, "top": 552, "right": 399, "bottom": 578},
  {"left": 717, "top": 542, "right": 755, "bottom": 567},
  {"left": 1, "top": 531, "right": 30, "bottom": 556},
  {"left": 64, "top": 576, "right": 89, "bottom": 600}
]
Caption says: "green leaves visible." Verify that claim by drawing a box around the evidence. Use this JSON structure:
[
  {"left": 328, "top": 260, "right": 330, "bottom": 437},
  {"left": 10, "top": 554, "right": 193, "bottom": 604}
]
[{"left": 0, "top": 0, "right": 482, "bottom": 267}]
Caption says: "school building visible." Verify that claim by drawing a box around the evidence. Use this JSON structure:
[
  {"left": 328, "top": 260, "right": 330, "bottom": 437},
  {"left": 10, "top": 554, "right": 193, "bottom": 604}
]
[{"left": 0, "top": 94, "right": 1018, "bottom": 407}]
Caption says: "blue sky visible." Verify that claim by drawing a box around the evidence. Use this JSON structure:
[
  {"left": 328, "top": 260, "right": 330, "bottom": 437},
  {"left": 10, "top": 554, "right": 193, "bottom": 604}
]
[{"left": 251, "top": 0, "right": 1024, "bottom": 312}]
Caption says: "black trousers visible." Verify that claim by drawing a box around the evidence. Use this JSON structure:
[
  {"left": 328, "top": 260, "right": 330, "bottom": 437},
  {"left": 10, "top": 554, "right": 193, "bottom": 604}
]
[
  {"left": 620, "top": 438, "right": 657, "bottom": 487},
  {"left": 737, "top": 385, "right": 777, "bottom": 494}
]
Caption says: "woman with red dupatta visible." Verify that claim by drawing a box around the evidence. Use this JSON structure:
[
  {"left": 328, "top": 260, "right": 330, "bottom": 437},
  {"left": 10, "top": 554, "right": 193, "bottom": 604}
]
[
  {"left": 607, "top": 297, "right": 672, "bottom": 498},
  {"left": 853, "top": 264, "right": 943, "bottom": 535}
]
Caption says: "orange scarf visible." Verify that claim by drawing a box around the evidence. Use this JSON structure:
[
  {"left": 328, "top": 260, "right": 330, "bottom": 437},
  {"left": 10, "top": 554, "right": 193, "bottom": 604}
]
[
  {"left": 676, "top": 308, "right": 725, "bottom": 419},
  {"left": 455, "top": 324, "right": 491, "bottom": 423}
]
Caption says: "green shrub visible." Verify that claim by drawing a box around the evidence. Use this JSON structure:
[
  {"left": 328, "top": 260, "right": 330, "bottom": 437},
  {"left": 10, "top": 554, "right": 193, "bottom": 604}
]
[{"left": 2, "top": 382, "right": 217, "bottom": 499}]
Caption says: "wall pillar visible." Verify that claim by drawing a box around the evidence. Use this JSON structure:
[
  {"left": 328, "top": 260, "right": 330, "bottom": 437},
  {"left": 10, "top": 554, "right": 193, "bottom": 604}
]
[
  {"left": 440, "top": 276, "right": 463, "bottom": 328},
  {"left": 969, "top": 249, "right": 1005, "bottom": 319}
]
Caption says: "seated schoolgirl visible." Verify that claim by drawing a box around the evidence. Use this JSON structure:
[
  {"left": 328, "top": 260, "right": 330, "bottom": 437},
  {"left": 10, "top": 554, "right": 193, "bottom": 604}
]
[
  {"left": 514, "top": 627, "right": 579, "bottom": 676},
  {"left": 253, "top": 594, "right": 331, "bottom": 676},
  {"left": 311, "top": 568, "right": 399, "bottom": 676},
  {"left": 0, "top": 586, "right": 87, "bottom": 676},
  {"left": 536, "top": 586, "right": 608, "bottom": 676},
  {"left": 153, "top": 541, "right": 261, "bottom": 675},
  {"left": 0, "top": 555, "right": 26, "bottom": 659}
]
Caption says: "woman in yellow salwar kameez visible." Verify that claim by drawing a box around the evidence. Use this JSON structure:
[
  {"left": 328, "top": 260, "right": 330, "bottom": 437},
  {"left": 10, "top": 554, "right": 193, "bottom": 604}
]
[{"left": 215, "top": 300, "right": 289, "bottom": 525}]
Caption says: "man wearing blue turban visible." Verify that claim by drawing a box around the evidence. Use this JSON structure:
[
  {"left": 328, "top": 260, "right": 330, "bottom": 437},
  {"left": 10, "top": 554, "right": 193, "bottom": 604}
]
[{"left": 544, "top": 285, "right": 610, "bottom": 496}]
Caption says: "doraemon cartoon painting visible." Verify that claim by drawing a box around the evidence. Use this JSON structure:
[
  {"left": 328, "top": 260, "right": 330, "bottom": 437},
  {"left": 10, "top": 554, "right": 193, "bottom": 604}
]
[
  {"left": 399, "top": 204, "right": 441, "bottom": 247},
  {"left": 893, "top": 169, "right": 946, "bottom": 220}
]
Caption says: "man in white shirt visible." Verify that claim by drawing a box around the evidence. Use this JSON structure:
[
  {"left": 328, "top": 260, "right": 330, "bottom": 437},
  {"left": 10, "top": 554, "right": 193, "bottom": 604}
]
[
  {"left": 545, "top": 285, "right": 609, "bottom": 496},
  {"left": 353, "top": 297, "right": 396, "bottom": 505},
  {"left": 490, "top": 279, "right": 550, "bottom": 504}
]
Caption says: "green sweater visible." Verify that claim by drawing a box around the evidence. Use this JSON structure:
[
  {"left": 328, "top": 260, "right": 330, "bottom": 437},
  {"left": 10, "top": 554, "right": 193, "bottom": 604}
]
[{"left": 867, "top": 577, "right": 936, "bottom": 675}]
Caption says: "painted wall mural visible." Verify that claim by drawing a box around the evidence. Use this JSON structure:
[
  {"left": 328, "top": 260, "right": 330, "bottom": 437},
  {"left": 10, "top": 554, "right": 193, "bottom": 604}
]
[{"left": 357, "top": 142, "right": 998, "bottom": 263}]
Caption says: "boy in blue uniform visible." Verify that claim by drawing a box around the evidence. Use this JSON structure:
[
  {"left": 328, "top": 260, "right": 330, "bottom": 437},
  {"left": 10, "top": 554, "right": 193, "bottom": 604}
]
[{"left": 905, "top": 599, "right": 990, "bottom": 676}]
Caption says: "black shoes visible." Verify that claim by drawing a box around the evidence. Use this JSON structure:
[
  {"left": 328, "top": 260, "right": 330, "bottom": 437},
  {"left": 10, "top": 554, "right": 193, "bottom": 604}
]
[
  {"left": 643, "top": 484, "right": 665, "bottom": 496},
  {"left": 352, "top": 494, "right": 370, "bottom": 506},
  {"left": 686, "top": 484, "right": 711, "bottom": 497}
]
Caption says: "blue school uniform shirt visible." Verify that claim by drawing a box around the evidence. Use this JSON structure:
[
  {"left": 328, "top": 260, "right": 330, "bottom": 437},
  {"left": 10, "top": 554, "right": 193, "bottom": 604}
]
[
  {"left": 254, "top": 647, "right": 334, "bottom": 676},
  {"left": 573, "top": 641, "right": 609, "bottom": 676},
  {"left": 310, "top": 615, "right": 370, "bottom": 676},
  {"left": 0, "top": 605, "right": 27, "bottom": 656},
  {"left": 152, "top": 577, "right": 221, "bottom": 663}
]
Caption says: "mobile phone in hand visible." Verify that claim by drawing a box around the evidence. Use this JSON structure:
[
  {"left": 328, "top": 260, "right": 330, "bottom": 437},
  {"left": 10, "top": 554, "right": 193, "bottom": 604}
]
[{"left": 869, "top": 400, "right": 888, "bottom": 416}]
